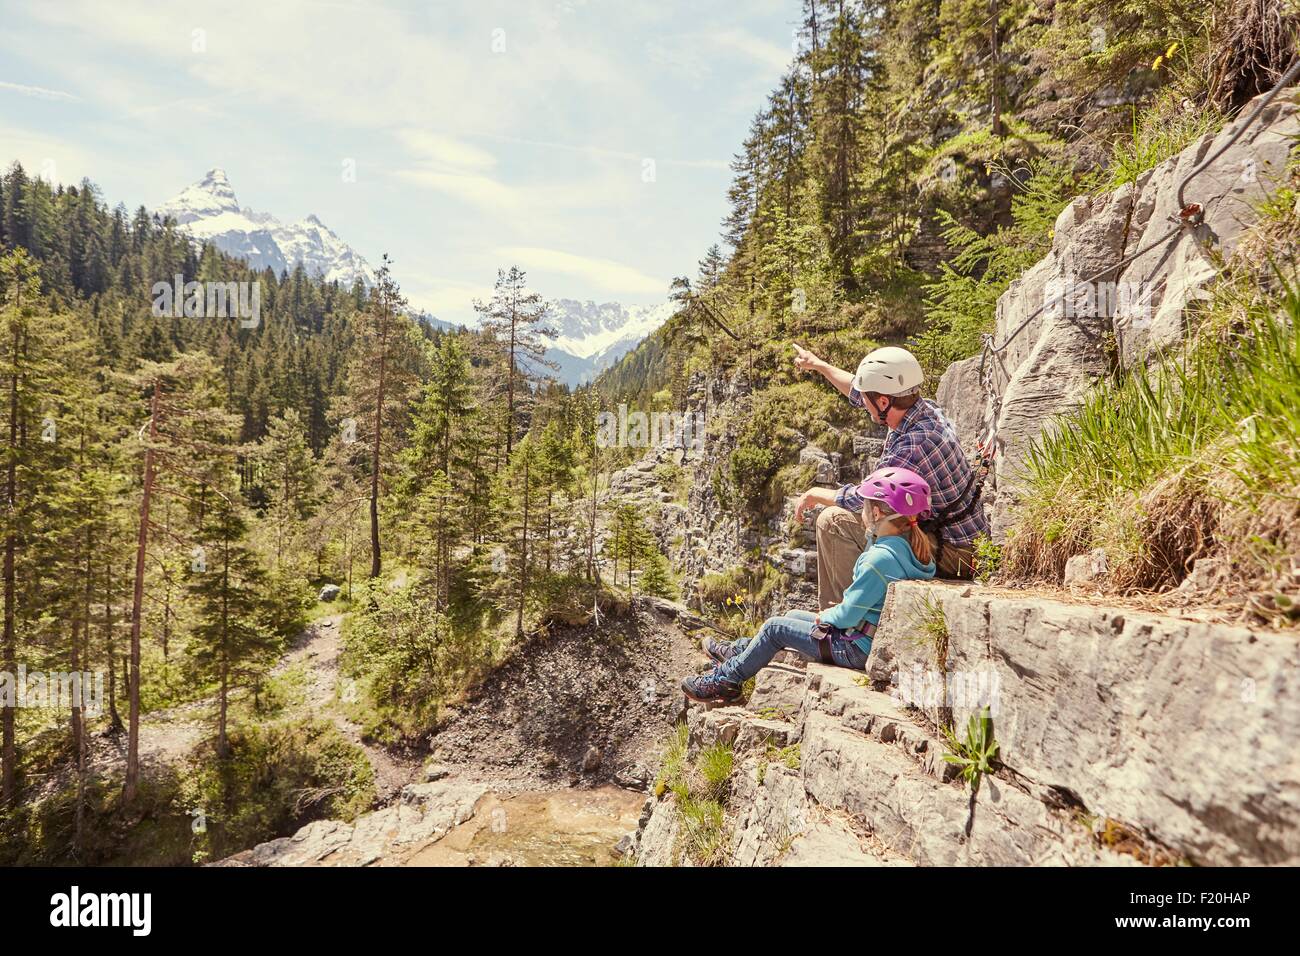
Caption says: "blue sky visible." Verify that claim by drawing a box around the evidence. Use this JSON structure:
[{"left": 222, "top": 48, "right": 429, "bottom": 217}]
[{"left": 0, "top": 0, "right": 798, "bottom": 323}]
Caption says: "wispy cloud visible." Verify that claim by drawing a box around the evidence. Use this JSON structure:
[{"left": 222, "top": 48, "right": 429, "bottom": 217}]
[
  {"left": 475, "top": 132, "right": 728, "bottom": 171},
  {"left": 496, "top": 245, "right": 667, "bottom": 297},
  {"left": 710, "top": 28, "right": 794, "bottom": 72},
  {"left": 0, "top": 79, "right": 78, "bottom": 102},
  {"left": 393, "top": 166, "right": 520, "bottom": 212},
  {"left": 395, "top": 129, "right": 497, "bottom": 170}
]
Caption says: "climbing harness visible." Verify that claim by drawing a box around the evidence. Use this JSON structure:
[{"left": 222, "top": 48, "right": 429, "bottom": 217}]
[
  {"left": 967, "top": 56, "right": 1300, "bottom": 497},
  {"left": 812, "top": 619, "right": 877, "bottom": 664}
]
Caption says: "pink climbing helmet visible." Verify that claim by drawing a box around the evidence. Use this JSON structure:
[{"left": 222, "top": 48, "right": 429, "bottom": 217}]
[{"left": 857, "top": 466, "right": 931, "bottom": 517}]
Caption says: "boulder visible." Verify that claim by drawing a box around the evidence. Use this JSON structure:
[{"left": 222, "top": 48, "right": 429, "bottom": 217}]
[
  {"left": 870, "top": 581, "right": 1300, "bottom": 865},
  {"left": 1177, "top": 556, "right": 1230, "bottom": 597},
  {"left": 934, "top": 353, "right": 986, "bottom": 452},
  {"left": 852, "top": 434, "right": 885, "bottom": 458},
  {"left": 779, "top": 547, "right": 817, "bottom": 579},
  {"left": 615, "top": 765, "right": 651, "bottom": 790},
  {"left": 799, "top": 445, "right": 839, "bottom": 485},
  {"left": 962, "top": 90, "right": 1300, "bottom": 536},
  {"left": 233, "top": 780, "right": 488, "bottom": 866},
  {"left": 747, "top": 667, "right": 807, "bottom": 721},
  {"left": 317, "top": 583, "right": 341, "bottom": 602}
]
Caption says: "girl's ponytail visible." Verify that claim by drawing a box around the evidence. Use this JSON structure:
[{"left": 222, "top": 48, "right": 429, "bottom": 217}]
[
  {"left": 875, "top": 508, "right": 934, "bottom": 566},
  {"left": 908, "top": 519, "right": 933, "bottom": 566}
]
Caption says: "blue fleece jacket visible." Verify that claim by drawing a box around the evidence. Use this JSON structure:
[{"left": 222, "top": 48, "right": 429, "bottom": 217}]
[{"left": 820, "top": 535, "right": 936, "bottom": 649}]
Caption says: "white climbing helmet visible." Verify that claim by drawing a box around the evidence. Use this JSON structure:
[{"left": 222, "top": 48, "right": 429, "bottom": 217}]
[{"left": 851, "top": 346, "right": 924, "bottom": 396}]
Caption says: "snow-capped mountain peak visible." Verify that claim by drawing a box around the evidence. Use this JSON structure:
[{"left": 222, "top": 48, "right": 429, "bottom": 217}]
[
  {"left": 156, "top": 170, "right": 373, "bottom": 287},
  {"left": 163, "top": 167, "right": 241, "bottom": 225},
  {"left": 545, "top": 298, "right": 677, "bottom": 385}
]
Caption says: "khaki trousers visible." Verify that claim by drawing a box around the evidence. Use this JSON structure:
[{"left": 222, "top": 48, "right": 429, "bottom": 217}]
[{"left": 814, "top": 506, "right": 976, "bottom": 609}]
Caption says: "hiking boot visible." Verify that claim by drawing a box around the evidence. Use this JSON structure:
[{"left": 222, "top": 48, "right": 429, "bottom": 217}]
[
  {"left": 702, "top": 635, "right": 738, "bottom": 665},
  {"left": 681, "top": 670, "right": 742, "bottom": 704}
]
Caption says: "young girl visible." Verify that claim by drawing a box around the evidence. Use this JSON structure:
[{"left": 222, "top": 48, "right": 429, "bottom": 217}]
[{"left": 681, "top": 467, "right": 936, "bottom": 704}]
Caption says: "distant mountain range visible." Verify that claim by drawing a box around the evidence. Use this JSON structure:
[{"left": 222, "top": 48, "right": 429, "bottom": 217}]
[
  {"left": 157, "top": 170, "right": 674, "bottom": 384},
  {"left": 545, "top": 298, "right": 677, "bottom": 386},
  {"left": 157, "top": 168, "right": 374, "bottom": 288}
]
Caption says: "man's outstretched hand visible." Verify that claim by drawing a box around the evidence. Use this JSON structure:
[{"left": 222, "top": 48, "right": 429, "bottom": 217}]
[{"left": 792, "top": 342, "right": 822, "bottom": 373}]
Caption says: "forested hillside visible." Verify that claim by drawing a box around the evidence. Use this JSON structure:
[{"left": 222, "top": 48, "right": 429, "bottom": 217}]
[
  {"left": 597, "top": 0, "right": 1296, "bottom": 578},
  {"left": 0, "top": 166, "right": 670, "bottom": 863}
]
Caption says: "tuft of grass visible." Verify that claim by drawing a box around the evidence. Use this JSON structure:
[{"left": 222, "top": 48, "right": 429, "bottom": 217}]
[
  {"left": 942, "top": 707, "right": 999, "bottom": 794},
  {"left": 972, "top": 534, "right": 1003, "bottom": 586},
  {"left": 676, "top": 795, "right": 727, "bottom": 866},
  {"left": 649, "top": 725, "right": 734, "bottom": 866},
  {"left": 693, "top": 743, "right": 735, "bottom": 802},
  {"left": 1106, "top": 93, "right": 1222, "bottom": 191},
  {"left": 755, "top": 740, "right": 801, "bottom": 784},
  {"left": 905, "top": 592, "right": 949, "bottom": 669},
  {"left": 653, "top": 723, "right": 689, "bottom": 799}
]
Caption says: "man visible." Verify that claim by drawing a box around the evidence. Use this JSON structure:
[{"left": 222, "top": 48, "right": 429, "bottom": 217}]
[{"left": 791, "top": 343, "right": 987, "bottom": 606}]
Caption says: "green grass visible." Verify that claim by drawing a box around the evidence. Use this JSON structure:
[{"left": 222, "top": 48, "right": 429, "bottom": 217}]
[
  {"left": 694, "top": 743, "right": 735, "bottom": 801},
  {"left": 1005, "top": 284, "right": 1300, "bottom": 593},
  {"left": 650, "top": 725, "right": 735, "bottom": 866},
  {"left": 676, "top": 795, "right": 727, "bottom": 865},
  {"left": 757, "top": 742, "right": 801, "bottom": 784},
  {"left": 905, "top": 592, "right": 949, "bottom": 668},
  {"left": 653, "top": 724, "right": 690, "bottom": 799},
  {"left": 972, "top": 534, "right": 1003, "bottom": 586},
  {"left": 1106, "top": 94, "right": 1223, "bottom": 191}
]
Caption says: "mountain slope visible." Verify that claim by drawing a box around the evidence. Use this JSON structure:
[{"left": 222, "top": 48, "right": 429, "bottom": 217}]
[{"left": 157, "top": 168, "right": 374, "bottom": 287}]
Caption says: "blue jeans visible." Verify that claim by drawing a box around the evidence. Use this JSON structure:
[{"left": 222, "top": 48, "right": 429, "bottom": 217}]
[{"left": 715, "top": 608, "right": 871, "bottom": 684}]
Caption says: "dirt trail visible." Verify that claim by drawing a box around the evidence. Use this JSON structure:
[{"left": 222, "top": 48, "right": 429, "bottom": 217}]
[{"left": 274, "top": 614, "right": 423, "bottom": 801}]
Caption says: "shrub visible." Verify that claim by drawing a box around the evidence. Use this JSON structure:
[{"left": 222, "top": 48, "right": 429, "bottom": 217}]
[
  {"left": 343, "top": 579, "right": 496, "bottom": 741},
  {"left": 0, "top": 718, "right": 374, "bottom": 866}
]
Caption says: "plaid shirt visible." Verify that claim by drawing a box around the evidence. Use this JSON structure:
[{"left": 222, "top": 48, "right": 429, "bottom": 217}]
[{"left": 834, "top": 392, "right": 989, "bottom": 547}]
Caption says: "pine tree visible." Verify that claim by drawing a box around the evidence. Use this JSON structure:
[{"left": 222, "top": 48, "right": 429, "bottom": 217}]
[
  {"left": 474, "top": 267, "right": 558, "bottom": 456},
  {"left": 339, "top": 254, "right": 420, "bottom": 579},
  {"left": 605, "top": 502, "right": 656, "bottom": 598},
  {"left": 185, "top": 496, "right": 277, "bottom": 759},
  {"left": 0, "top": 250, "right": 90, "bottom": 807},
  {"left": 497, "top": 434, "right": 547, "bottom": 638},
  {"left": 123, "top": 352, "right": 238, "bottom": 803},
  {"left": 254, "top": 409, "right": 321, "bottom": 571}
]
